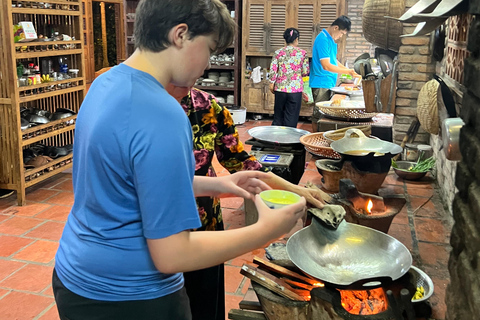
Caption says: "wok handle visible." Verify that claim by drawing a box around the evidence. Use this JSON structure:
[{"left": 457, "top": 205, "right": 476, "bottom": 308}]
[
  {"left": 344, "top": 128, "right": 367, "bottom": 139},
  {"left": 345, "top": 276, "right": 393, "bottom": 289}
]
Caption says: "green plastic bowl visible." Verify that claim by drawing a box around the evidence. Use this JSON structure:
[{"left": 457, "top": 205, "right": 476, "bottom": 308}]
[{"left": 260, "top": 190, "right": 301, "bottom": 209}]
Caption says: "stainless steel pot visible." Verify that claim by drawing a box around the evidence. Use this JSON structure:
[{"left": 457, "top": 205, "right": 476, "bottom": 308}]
[
  {"left": 248, "top": 126, "right": 310, "bottom": 145},
  {"left": 286, "top": 218, "right": 412, "bottom": 289}
]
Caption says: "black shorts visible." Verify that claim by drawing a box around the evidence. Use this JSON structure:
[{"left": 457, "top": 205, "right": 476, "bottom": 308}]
[{"left": 52, "top": 269, "right": 192, "bottom": 320}]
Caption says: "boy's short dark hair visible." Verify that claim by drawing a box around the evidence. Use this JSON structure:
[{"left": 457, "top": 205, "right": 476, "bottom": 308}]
[
  {"left": 331, "top": 15, "right": 351, "bottom": 32},
  {"left": 283, "top": 28, "right": 299, "bottom": 44},
  {"left": 134, "top": 0, "right": 236, "bottom": 53}
]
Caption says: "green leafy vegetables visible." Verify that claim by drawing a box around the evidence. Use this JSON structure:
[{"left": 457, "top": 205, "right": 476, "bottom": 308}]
[{"left": 392, "top": 157, "right": 436, "bottom": 172}]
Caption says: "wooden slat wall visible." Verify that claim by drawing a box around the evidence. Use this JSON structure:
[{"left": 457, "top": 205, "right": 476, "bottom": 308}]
[
  {"left": 248, "top": 4, "right": 265, "bottom": 49},
  {"left": 297, "top": 4, "right": 314, "bottom": 50},
  {"left": 319, "top": 3, "right": 337, "bottom": 29},
  {"left": 270, "top": 4, "right": 286, "bottom": 50}
]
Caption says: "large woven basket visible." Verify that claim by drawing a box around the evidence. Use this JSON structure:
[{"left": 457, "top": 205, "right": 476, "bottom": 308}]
[
  {"left": 362, "top": 0, "right": 405, "bottom": 51},
  {"left": 300, "top": 132, "right": 342, "bottom": 159},
  {"left": 417, "top": 79, "right": 440, "bottom": 134},
  {"left": 317, "top": 105, "right": 377, "bottom": 122}
]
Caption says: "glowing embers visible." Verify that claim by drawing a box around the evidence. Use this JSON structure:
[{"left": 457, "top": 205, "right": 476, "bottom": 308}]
[{"left": 339, "top": 287, "right": 388, "bottom": 315}]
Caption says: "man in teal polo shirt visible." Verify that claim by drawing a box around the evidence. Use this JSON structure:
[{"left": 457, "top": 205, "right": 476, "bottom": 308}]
[{"left": 310, "top": 16, "right": 358, "bottom": 103}]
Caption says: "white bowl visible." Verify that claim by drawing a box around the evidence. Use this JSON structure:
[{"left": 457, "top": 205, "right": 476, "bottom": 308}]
[{"left": 260, "top": 190, "right": 301, "bottom": 209}]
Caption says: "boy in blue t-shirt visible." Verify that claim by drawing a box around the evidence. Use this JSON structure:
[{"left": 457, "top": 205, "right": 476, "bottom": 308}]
[
  {"left": 310, "top": 15, "right": 359, "bottom": 103},
  {"left": 52, "top": 0, "right": 306, "bottom": 319}
]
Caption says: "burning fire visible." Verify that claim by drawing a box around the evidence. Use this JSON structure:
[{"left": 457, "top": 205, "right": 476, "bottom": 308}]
[
  {"left": 366, "top": 199, "right": 373, "bottom": 213},
  {"left": 339, "top": 288, "right": 388, "bottom": 315}
]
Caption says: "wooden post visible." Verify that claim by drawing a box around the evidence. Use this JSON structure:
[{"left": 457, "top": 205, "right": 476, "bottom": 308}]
[{"left": 100, "top": 2, "right": 109, "bottom": 68}]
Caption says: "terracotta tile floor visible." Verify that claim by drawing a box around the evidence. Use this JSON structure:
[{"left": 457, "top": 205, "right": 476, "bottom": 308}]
[{"left": 0, "top": 116, "right": 453, "bottom": 320}]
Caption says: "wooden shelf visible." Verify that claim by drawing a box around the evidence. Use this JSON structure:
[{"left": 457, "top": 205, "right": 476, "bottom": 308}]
[
  {"left": 19, "top": 85, "right": 84, "bottom": 103},
  {"left": 18, "top": 78, "right": 84, "bottom": 94},
  {"left": 195, "top": 85, "right": 235, "bottom": 91},
  {"left": 22, "top": 115, "right": 77, "bottom": 146},
  {"left": 14, "top": 0, "right": 80, "bottom": 5},
  {"left": 15, "top": 40, "right": 82, "bottom": 48},
  {"left": 16, "top": 48, "right": 83, "bottom": 59},
  {"left": 11, "top": 8, "right": 81, "bottom": 16},
  {"left": 2, "top": 0, "right": 86, "bottom": 205},
  {"left": 209, "top": 65, "right": 235, "bottom": 70},
  {"left": 25, "top": 154, "right": 73, "bottom": 187}
]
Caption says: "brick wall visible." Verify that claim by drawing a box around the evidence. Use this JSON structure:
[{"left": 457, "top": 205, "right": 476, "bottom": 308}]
[
  {"left": 394, "top": 31, "right": 434, "bottom": 145},
  {"left": 343, "top": 0, "right": 375, "bottom": 67},
  {"left": 446, "top": 7, "right": 480, "bottom": 316}
]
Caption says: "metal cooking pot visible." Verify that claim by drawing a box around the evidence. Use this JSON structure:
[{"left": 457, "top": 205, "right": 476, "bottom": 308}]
[
  {"left": 286, "top": 218, "right": 412, "bottom": 289},
  {"left": 248, "top": 126, "right": 310, "bottom": 145},
  {"left": 25, "top": 114, "right": 50, "bottom": 125},
  {"left": 331, "top": 128, "right": 402, "bottom": 158}
]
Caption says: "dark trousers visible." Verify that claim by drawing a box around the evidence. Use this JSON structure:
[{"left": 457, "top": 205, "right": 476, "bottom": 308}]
[
  {"left": 52, "top": 269, "right": 192, "bottom": 320},
  {"left": 272, "top": 91, "right": 303, "bottom": 128},
  {"left": 184, "top": 264, "right": 225, "bottom": 320}
]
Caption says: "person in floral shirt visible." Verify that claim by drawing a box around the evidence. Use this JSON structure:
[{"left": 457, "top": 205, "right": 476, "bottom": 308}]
[
  {"left": 269, "top": 27, "right": 310, "bottom": 128},
  {"left": 166, "top": 85, "right": 329, "bottom": 320}
]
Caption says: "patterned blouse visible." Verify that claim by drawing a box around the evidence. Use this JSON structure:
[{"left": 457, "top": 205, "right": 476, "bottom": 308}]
[
  {"left": 181, "top": 88, "right": 265, "bottom": 231},
  {"left": 269, "top": 45, "right": 310, "bottom": 93}
]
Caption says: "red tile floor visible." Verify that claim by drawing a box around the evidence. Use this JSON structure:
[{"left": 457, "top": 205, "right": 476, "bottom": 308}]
[{"left": 0, "top": 116, "right": 453, "bottom": 320}]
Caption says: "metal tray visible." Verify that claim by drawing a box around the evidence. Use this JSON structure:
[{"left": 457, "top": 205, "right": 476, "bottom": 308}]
[
  {"left": 330, "top": 86, "right": 364, "bottom": 96},
  {"left": 248, "top": 126, "right": 310, "bottom": 145},
  {"left": 287, "top": 218, "right": 412, "bottom": 289}
]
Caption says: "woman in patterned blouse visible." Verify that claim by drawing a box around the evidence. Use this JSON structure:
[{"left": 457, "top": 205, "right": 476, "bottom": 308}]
[
  {"left": 269, "top": 28, "right": 310, "bottom": 128},
  {"left": 166, "top": 85, "right": 329, "bottom": 320}
]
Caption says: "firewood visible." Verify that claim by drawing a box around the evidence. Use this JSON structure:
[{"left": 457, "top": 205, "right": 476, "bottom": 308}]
[
  {"left": 240, "top": 264, "right": 309, "bottom": 301},
  {"left": 253, "top": 256, "right": 319, "bottom": 286},
  {"left": 282, "top": 278, "right": 315, "bottom": 291}
]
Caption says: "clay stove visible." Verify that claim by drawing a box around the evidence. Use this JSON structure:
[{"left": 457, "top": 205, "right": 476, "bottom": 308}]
[
  {"left": 242, "top": 257, "right": 424, "bottom": 320},
  {"left": 306, "top": 179, "right": 406, "bottom": 233},
  {"left": 333, "top": 179, "right": 407, "bottom": 233}
]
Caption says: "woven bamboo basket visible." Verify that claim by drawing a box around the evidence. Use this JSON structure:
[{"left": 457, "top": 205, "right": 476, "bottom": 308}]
[
  {"left": 417, "top": 79, "right": 440, "bottom": 134},
  {"left": 362, "top": 0, "right": 405, "bottom": 51},
  {"left": 317, "top": 105, "right": 377, "bottom": 121},
  {"left": 300, "top": 132, "right": 342, "bottom": 159}
]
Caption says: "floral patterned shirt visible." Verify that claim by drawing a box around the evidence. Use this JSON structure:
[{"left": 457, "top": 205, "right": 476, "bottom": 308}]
[
  {"left": 269, "top": 45, "right": 310, "bottom": 93},
  {"left": 181, "top": 88, "right": 265, "bottom": 231}
]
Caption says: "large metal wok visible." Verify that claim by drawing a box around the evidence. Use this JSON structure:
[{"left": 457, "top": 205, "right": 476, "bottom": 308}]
[
  {"left": 248, "top": 126, "right": 310, "bottom": 145},
  {"left": 286, "top": 218, "right": 412, "bottom": 289},
  {"left": 330, "top": 128, "right": 403, "bottom": 158}
]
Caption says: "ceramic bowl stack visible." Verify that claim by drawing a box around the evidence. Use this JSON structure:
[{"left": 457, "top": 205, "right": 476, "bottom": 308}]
[
  {"left": 201, "top": 79, "right": 216, "bottom": 87},
  {"left": 226, "top": 95, "right": 234, "bottom": 104}
]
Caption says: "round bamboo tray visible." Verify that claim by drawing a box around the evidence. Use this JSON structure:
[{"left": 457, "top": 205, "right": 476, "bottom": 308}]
[
  {"left": 317, "top": 105, "right": 377, "bottom": 122},
  {"left": 362, "top": 0, "right": 405, "bottom": 51},
  {"left": 300, "top": 132, "right": 342, "bottom": 159}
]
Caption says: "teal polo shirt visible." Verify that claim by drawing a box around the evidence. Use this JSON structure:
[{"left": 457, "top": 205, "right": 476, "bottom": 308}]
[{"left": 309, "top": 29, "right": 338, "bottom": 89}]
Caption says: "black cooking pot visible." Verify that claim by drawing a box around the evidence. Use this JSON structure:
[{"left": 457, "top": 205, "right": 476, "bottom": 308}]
[{"left": 330, "top": 129, "right": 403, "bottom": 173}]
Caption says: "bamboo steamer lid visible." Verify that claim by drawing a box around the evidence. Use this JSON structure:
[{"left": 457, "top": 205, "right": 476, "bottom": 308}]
[
  {"left": 362, "top": 0, "right": 405, "bottom": 51},
  {"left": 417, "top": 80, "right": 440, "bottom": 135}
]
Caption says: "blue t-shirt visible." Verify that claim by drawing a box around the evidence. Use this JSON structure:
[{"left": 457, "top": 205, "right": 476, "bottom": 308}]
[
  {"left": 55, "top": 63, "right": 201, "bottom": 301},
  {"left": 309, "top": 29, "right": 338, "bottom": 89}
]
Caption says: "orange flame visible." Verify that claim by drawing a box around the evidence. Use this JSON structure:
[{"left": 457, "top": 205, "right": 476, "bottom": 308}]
[{"left": 366, "top": 199, "right": 373, "bottom": 213}]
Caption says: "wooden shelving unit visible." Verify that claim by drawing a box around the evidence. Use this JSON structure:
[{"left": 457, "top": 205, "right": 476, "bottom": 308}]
[
  {"left": 0, "top": 0, "right": 85, "bottom": 205},
  {"left": 124, "top": 0, "right": 139, "bottom": 57},
  {"left": 123, "top": 0, "right": 241, "bottom": 105},
  {"left": 194, "top": 0, "right": 241, "bottom": 106}
]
